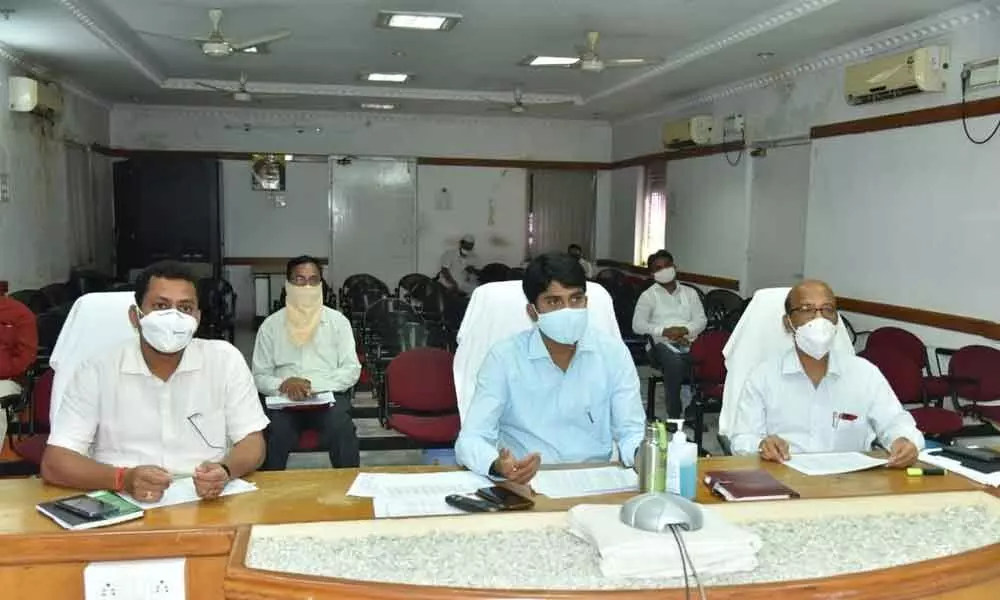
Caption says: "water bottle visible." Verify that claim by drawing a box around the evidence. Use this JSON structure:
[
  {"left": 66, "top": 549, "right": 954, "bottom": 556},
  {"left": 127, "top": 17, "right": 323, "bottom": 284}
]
[
  {"left": 665, "top": 420, "right": 698, "bottom": 500},
  {"left": 636, "top": 421, "right": 666, "bottom": 493}
]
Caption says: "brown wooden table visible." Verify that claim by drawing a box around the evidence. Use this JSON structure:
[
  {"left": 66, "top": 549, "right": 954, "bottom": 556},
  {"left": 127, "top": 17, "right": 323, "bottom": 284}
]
[{"left": 0, "top": 457, "right": 995, "bottom": 599}]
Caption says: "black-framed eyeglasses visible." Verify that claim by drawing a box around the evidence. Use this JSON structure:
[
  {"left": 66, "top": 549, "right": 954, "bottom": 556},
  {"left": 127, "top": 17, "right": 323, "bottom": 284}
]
[
  {"left": 789, "top": 305, "right": 838, "bottom": 320},
  {"left": 187, "top": 412, "right": 224, "bottom": 449},
  {"left": 289, "top": 276, "right": 322, "bottom": 286}
]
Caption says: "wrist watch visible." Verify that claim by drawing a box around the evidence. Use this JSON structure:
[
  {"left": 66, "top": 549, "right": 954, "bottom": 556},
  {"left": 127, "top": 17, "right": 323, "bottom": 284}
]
[{"left": 218, "top": 462, "right": 232, "bottom": 479}]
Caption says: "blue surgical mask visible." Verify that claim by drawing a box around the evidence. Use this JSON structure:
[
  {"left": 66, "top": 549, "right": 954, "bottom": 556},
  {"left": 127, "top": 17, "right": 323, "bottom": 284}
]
[{"left": 536, "top": 308, "right": 588, "bottom": 345}]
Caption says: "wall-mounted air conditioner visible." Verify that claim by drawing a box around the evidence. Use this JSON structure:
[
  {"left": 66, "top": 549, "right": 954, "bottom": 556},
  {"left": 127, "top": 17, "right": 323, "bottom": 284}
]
[
  {"left": 844, "top": 46, "right": 947, "bottom": 106},
  {"left": 9, "top": 76, "right": 64, "bottom": 117},
  {"left": 662, "top": 116, "right": 714, "bottom": 150}
]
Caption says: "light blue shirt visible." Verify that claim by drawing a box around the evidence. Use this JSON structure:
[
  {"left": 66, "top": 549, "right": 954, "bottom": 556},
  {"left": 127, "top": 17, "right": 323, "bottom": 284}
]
[{"left": 455, "top": 327, "right": 647, "bottom": 476}]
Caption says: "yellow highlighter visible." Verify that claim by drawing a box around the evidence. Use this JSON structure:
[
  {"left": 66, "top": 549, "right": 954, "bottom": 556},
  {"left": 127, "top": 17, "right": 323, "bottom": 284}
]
[{"left": 906, "top": 467, "right": 945, "bottom": 477}]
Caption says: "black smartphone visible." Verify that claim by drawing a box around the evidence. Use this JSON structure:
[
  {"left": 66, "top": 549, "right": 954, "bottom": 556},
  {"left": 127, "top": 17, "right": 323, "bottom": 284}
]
[
  {"left": 475, "top": 486, "right": 534, "bottom": 511},
  {"left": 940, "top": 446, "right": 1000, "bottom": 463},
  {"left": 445, "top": 493, "right": 501, "bottom": 513},
  {"left": 55, "top": 495, "right": 118, "bottom": 519}
]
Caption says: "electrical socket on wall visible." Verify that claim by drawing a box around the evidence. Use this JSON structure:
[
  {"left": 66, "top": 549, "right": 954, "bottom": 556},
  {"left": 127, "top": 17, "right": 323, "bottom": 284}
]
[{"left": 84, "top": 558, "right": 186, "bottom": 600}]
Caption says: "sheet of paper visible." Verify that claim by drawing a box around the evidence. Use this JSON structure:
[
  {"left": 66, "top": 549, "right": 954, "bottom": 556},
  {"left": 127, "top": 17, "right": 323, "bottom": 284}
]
[
  {"left": 265, "top": 391, "right": 335, "bottom": 410},
  {"left": 345, "top": 471, "right": 493, "bottom": 498},
  {"left": 532, "top": 466, "right": 639, "bottom": 499},
  {"left": 372, "top": 494, "right": 466, "bottom": 519},
  {"left": 919, "top": 450, "right": 1000, "bottom": 487},
  {"left": 783, "top": 452, "right": 888, "bottom": 476},
  {"left": 121, "top": 477, "right": 258, "bottom": 509}
]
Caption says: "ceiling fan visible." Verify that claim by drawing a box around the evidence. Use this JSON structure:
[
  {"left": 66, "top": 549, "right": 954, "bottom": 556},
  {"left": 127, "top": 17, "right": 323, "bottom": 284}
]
[
  {"left": 194, "top": 72, "right": 296, "bottom": 103},
  {"left": 486, "top": 87, "right": 575, "bottom": 115},
  {"left": 139, "top": 8, "right": 291, "bottom": 57},
  {"left": 533, "top": 31, "right": 662, "bottom": 73}
]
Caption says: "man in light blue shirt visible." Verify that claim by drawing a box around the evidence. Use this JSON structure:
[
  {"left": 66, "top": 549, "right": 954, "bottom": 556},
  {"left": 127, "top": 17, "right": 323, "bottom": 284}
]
[{"left": 455, "top": 253, "right": 647, "bottom": 484}]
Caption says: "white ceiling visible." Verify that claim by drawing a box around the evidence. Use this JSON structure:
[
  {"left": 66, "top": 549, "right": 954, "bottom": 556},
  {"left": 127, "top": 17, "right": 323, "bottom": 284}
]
[{"left": 0, "top": 0, "right": 975, "bottom": 119}]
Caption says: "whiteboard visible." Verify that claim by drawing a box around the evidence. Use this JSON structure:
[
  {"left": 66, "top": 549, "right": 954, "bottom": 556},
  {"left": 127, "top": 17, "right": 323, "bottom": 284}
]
[{"left": 805, "top": 118, "right": 1000, "bottom": 320}]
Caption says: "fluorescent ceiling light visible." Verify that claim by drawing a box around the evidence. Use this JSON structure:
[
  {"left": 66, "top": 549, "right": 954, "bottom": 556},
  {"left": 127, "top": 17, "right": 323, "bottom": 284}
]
[
  {"left": 361, "top": 103, "right": 396, "bottom": 110},
  {"left": 524, "top": 56, "right": 581, "bottom": 67},
  {"left": 364, "top": 72, "right": 410, "bottom": 83},
  {"left": 376, "top": 11, "right": 462, "bottom": 31},
  {"left": 614, "top": 58, "right": 647, "bottom": 64},
  {"left": 240, "top": 46, "right": 258, "bottom": 54}
]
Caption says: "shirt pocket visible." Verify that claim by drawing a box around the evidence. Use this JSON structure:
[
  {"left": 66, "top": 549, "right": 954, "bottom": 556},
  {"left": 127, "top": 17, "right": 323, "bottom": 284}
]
[{"left": 184, "top": 407, "right": 228, "bottom": 451}]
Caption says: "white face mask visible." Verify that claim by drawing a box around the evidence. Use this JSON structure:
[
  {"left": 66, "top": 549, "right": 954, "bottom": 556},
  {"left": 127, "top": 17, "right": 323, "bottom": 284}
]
[
  {"left": 654, "top": 267, "right": 677, "bottom": 284},
  {"left": 138, "top": 308, "right": 198, "bottom": 354},
  {"left": 793, "top": 316, "right": 837, "bottom": 360}
]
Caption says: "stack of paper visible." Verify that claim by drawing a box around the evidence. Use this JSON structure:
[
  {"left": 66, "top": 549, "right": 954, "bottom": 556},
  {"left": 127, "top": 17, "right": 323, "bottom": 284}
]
[
  {"left": 919, "top": 450, "right": 1000, "bottom": 487},
  {"left": 121, "top": 477, "right": 258, "bottom": 509},
  {"left": 265, "top": 391, "right": 336, "bottom": 410},
  {"left": 347, "top": 471, "right": 493, "bottom": 518},
  {"left": 782, "top": 452, "right": 888, "bottom": 476},
  {"left": 531, "top": 466, "right": 638, "bottom": 499},
  {"left": 567, "top": 504, "right": 762, "bottom": 578}
]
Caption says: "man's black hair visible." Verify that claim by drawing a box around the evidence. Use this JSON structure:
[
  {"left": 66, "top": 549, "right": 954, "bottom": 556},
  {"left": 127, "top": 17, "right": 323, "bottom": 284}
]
[
  {"left": 522, "top": 252, "right": 587, "bottom": 305},
  {"left": 134, "top": 260, "right": 198, "bottom": 306},
  {"left": 567, "top": 243, "right": 582, "bottom": 252},
  {"left": 647, "top": 250, "right": 675, "bottom": 270},
  {"left": 286, "top": 255, "right": 324, "bottom": 281}
]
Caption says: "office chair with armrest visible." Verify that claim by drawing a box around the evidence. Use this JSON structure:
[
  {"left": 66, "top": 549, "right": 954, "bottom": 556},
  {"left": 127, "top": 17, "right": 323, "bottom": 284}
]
[
  {"left": 941, "top": 345, "right": 1000, "bottom": 426},
  {"left": 864, "top": 327, "right": 950, "bottom": 403},
  {"left": 385, "top": 347, "right": 460, "bottom": 445}
]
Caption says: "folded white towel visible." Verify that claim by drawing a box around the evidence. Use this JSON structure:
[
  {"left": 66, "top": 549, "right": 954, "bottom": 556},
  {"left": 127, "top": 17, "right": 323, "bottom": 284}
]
[{"left": 567, "top": 504, "right": 762, "bottom": 579}]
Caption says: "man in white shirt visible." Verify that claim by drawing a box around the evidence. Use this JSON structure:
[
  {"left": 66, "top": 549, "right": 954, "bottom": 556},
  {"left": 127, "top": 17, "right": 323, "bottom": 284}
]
[
  {"left": 438, "top": 234, "right": 481, "bottom": 294},
  {"left": 568, "top": 243, "right": 595, "bottom": 279},
  {"left": 631, "top": 250, "right": 707, "bottom": 419},
  {"left": 729, "top": 280, "right": 922, "bottom": 467},
  {"left": 252, "top": 256, "right": 361, "bottom": 470},
  {"left": 41, "top": 261, "right": 269, "bottom": 502}
]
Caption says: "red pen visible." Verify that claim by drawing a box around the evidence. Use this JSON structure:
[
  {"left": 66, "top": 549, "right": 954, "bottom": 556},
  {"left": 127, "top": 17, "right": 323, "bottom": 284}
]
[{"left": 832, "top": 412, "right": 858, "bottom": 428}]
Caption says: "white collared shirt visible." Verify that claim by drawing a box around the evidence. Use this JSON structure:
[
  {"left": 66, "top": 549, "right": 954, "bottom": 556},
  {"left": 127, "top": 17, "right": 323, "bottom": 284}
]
[
  {"left": 252, "top": 306, "right": 361, "bottom": 396},
  {"left": 631, "top": 283, "right": 707, "bottom": 344},
  {"left": 439, "top": 248, "right": 480, "bottom": 293},
  {"left": 48, "top": 339, "right": 269, "bottom": 473},
  {"left": 729, "top": 349, "right": 924, "bottom": 456}
]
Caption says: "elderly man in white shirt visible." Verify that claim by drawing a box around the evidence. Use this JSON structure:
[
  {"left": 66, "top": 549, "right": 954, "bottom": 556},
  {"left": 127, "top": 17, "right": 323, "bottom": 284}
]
[
  {"left": 631, "top": 250, "right": 707, "bottom": 419},
  {"left": 438, "top": 234, "right": 481, "bottom": 294},
  {"left": 730, "top": 280, "right": 922, "bottom": 467},
  {"left": 252, "top": 256, "right": 361, "bottom": 470},
  {"left": 41, "top": 261, "right": 269, "bottom": 502}
]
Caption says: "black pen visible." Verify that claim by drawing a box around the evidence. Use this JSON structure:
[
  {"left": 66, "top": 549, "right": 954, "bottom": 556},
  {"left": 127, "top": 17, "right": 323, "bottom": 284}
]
[{"left": 586, "top": 410, "right": 594, "bottom": 423}]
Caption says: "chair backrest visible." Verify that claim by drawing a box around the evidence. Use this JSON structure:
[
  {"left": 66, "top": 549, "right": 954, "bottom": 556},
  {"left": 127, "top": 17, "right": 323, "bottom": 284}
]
[
  {"left": 48, "top": 292, "right": 138, "bottom": 423},
  {"left": 690, "top": 330, "right": 730, "bottom": 384},
  {"left": 39, "top": 283, "right": 74, "bottom": 310},
  {"left": 704, "top": 289, "right": 744, "bottom": 330},
  {"left": 681, "top": 282, "right": 706, "bottom": 303},
  {"left": 386, "top": 347, "right": 457, "bottom": 413},
  {"left": 453, "top": 280, "right": 620, "bottom": 422},
  {"left": 8, "top": 289, "right": 51, "bottom": 315},
  {"left": 859, "top": 346, "right": 923, "bottom": 405},
  {"left": 397, "top": 273, "right": 431, "bottom": 299},
  {"left": 0, "top": 296, "right": 38, "bottom": 379},
  {"left": 864, "top": 327, "right": 927, "bottom": 371},
  {"left": 719, "top": 287, "right": 855, "bottom": 437},
  {"left": 343, "top": 274, "right": 389, "bottom": 297},
  {"left": 478, "top": 263, "right": 512, "bottom": 285},
  {"left": 36, "top": 310, "right": 68, "bottom": 355},
  {"left": 949, "top": 345, "right": 1000, "bottom": 403}
]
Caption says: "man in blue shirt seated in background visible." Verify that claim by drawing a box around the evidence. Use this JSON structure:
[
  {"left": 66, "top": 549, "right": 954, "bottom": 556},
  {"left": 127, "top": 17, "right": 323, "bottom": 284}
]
[{"left": 455, "top": 252, "right": 647, "bottom": 485}]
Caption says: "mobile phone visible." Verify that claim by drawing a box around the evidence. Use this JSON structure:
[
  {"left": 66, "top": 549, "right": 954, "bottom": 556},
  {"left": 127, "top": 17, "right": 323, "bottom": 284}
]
[
  {"left": 55, "top": 495, "right": 118, "bottom": 519},
  {"left": 940, "top": 446, "right": 1000, "bottom": 464},
  {"left": 445, "top": 493, "right": 501, "bottom": 513},
  {"left": 475, "top": 486, "right": 534, "bottom": 511}
]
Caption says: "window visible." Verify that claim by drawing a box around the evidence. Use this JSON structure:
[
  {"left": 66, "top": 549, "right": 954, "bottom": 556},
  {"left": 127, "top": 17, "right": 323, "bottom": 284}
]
[{"left": 635, "top": 161, "right": 667, "bottom": 265}]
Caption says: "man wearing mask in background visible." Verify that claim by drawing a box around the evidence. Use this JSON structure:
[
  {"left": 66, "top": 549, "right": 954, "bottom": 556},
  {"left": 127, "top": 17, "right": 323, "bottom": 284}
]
[
  {"left": 439, "top": 234, "right": 481, "bottom": 295},
  {"left": 41, "top": 261, "right": 268, "bottom": 501},
  {"left": 455, "top": 252, "right": 646, "bottom": 484},
  {"left": 631, "top": 250, "right": 707, "bottom": 419},
  {"left": 253, "top": 255, "right": 361, "bottom": 470},
  {"left": 730, "top": 280, "right": 922, "bottom": 467},
  {"left": 567, "top": 243, "right": 595, "bottom": 279}
]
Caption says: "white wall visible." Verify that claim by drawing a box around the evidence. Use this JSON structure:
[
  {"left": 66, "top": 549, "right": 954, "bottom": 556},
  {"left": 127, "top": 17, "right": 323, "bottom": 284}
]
[
  {"left": 416, "top": 165, "right": 527, "bottom": 275},
  {"left": 0, "top": 61, "right": 111, "bottom": 292},
  {"left": 612, "top": 14, "right": 1000, "bottom": 352},
  {"left": 665, "top": 154, "right": 751, "bottom": 285}
]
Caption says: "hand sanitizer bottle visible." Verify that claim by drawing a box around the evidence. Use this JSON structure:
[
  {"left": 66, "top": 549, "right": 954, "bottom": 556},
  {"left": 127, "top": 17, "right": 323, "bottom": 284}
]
[{"left": 665, "top": 420, "right": 698, "bottom": 499}]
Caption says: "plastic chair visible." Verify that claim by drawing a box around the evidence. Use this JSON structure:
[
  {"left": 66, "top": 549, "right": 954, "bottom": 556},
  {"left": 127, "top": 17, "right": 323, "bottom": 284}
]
[
  {"left": 863, "top": 327, "right": 949, "bottom": 402},
  {"left": 385, "top": 347, "right": 460, "bottom": 444},
  {"left": 942, "top": 345, "right": 1000, "bottom": 425},
  {"left": 859, "top": 346, "right": 963, "bottom": 438}
]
